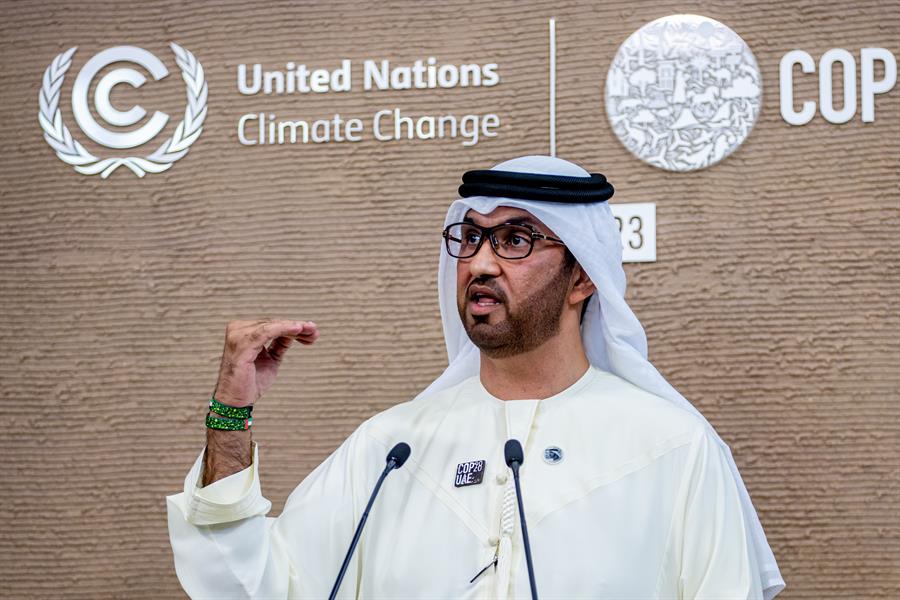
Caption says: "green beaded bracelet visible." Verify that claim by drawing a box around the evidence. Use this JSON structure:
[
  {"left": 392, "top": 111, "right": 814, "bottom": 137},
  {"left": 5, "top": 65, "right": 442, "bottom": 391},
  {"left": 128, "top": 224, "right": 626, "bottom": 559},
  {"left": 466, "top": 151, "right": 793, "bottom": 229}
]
[
  {"left": 209, "top": 396, "right": 253, "bottom": 419},
  {"left": 206, "top": 412, "right": 252, "bottom": 431}
]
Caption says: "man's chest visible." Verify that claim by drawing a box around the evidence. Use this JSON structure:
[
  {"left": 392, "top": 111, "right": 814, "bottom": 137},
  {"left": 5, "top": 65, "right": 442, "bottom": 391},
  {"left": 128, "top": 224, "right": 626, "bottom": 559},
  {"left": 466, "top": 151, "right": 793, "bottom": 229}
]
[{"left": 357, "top": 423, "right": 690, "bottom": 599}]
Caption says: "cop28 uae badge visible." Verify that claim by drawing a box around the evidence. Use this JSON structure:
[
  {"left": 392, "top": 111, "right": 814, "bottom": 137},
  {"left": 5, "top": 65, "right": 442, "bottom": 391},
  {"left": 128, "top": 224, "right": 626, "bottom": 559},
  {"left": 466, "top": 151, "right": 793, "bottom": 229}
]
[
  {"left": 38, "top": 43, "right": 207, "bottom": 178},
  {"left": 455, "top": 460, "right": 486, "bottom": 487},
  {"left": 605, "top": 15, "right": 762, "bottom": 172}
]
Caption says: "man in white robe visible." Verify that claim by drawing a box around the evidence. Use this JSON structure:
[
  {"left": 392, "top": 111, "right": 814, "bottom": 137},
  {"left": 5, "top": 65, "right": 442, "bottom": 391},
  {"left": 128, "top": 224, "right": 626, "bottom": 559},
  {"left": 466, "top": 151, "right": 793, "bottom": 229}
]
[{"left": 167, "top": 155, "right": 785, "bottom": 599}]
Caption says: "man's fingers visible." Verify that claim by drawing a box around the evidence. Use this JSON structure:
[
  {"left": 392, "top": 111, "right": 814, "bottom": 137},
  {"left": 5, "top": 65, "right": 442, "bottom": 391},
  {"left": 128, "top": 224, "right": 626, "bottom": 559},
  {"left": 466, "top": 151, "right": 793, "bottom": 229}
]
[
  {"left": 294, "top": 322, "right": 320, "bottom": 345},
  {"left": 258, "top": 320, "right": 315, "bottom": 341},
  {"left": 266, "top": 336, "right": 295, "bottom": 362},
  {"left": 229, "top": 319, "right": 318, "bottom": 360}
]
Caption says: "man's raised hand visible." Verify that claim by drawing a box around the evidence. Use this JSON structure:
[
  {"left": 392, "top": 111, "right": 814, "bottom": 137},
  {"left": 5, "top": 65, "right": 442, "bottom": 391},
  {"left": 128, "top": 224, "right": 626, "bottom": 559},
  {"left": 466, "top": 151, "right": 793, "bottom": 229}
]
[{"left": 213, "top": 319, "right": 319, "bottom": 407}]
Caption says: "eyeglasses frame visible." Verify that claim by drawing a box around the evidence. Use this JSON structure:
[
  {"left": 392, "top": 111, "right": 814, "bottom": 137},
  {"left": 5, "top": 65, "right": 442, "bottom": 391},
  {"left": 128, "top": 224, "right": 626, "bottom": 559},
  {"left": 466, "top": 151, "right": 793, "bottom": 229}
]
[{"left": 441, "top": 221, "right": 566, "bottom": 260}]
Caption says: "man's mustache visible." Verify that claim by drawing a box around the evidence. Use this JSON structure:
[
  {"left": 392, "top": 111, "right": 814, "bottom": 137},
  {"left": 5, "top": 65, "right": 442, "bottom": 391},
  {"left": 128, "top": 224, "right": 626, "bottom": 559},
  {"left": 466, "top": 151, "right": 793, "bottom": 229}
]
[{"left": 465, "top": 278, "right": 507, "bottom": 302}]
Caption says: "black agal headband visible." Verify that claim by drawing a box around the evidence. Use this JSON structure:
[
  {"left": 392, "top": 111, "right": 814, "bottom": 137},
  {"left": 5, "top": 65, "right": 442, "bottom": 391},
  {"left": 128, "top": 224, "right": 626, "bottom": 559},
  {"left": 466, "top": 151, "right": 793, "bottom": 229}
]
[{"left": 458, "top": 169, "right": 614, "bottom": 203}]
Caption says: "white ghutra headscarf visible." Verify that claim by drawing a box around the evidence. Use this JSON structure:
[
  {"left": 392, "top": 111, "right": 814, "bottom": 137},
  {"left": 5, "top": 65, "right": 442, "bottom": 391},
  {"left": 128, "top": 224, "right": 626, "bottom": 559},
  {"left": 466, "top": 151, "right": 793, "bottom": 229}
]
[{"left": 416, "top": 154, "right": 785, "bottom": 599}]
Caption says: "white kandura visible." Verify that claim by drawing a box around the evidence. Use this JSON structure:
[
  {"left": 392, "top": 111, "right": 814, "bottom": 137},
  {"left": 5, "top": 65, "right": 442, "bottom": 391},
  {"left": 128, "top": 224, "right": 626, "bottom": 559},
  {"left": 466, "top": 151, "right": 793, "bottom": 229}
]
[{"left": 169, "top": 367, "right": 766, "bottom": 598}]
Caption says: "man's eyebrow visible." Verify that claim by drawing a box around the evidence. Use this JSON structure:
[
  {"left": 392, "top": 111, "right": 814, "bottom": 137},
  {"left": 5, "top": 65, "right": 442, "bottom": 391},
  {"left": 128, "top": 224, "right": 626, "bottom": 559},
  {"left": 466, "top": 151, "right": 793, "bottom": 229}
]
[
  {"left": 461, "top": 215, "right": 542, "bottom": 229},
  {"left": 503, "top": 216, "right": 541, "bottom": 228}
]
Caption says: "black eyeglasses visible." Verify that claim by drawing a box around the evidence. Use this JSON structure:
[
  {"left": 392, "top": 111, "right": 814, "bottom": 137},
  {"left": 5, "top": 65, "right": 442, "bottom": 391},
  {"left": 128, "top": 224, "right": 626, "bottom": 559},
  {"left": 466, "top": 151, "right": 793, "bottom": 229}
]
[{"left": 442, "top": 221, "right": 565, "bottom": 260}]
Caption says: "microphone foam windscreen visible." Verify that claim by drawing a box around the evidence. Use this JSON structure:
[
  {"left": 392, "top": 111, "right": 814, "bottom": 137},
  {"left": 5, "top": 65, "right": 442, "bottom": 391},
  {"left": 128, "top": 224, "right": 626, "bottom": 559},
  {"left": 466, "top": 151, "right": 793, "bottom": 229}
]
[
  {"left": 504, "top": 439, "right": 524, "bottom": 467},
  {"left": 388, "top": 442, "right": 411, "bottom": 469}
]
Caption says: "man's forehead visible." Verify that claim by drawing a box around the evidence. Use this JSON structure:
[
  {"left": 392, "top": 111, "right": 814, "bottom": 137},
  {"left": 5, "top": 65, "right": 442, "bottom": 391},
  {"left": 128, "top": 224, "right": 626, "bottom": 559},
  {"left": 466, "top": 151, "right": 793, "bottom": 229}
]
[{"left": 462, "top": 206, "right": 552, "bottom": 231}]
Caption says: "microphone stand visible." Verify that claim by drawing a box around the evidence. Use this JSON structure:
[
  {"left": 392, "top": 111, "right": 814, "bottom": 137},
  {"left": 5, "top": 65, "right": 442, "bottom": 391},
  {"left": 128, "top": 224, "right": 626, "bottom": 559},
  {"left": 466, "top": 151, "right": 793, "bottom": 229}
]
[
  {"left": 328, "top": 442, "right": 410, "bottom": 600},
  {"left": 505, "top": 439, "right": 538, "bottom": 600}
]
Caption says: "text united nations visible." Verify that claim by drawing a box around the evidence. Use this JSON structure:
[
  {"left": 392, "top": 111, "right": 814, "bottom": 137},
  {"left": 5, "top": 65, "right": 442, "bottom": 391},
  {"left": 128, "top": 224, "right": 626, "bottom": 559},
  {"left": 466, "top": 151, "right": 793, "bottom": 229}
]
[{"left": 236, "top": 58, "right": 501, "bottom": 147}]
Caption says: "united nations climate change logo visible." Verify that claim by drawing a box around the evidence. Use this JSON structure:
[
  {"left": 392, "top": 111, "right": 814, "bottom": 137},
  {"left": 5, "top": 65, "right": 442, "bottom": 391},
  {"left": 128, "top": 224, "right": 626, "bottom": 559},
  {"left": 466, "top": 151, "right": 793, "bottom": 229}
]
[
  {"left": 38, "top": 43, "right": 207, "bottom": 178},
  {"left": 605, "top": 15, "right": 762, "bottom": 172}
]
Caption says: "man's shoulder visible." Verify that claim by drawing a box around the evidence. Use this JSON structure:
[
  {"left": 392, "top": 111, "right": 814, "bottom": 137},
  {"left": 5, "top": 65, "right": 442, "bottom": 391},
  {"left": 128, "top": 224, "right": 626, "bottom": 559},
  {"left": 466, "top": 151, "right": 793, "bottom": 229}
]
[
  {"left": 357, "top": 374, "right": 478, "bottom": 441},
  {"left": 574, "top": 367, "right": 709, "bottom": 444}
]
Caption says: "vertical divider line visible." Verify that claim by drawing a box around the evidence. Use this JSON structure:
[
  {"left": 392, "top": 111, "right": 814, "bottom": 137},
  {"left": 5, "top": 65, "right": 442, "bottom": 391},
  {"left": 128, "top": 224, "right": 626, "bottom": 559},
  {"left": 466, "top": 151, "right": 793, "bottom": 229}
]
[{"left": 549, "top": 17, "right": 556, "bottom": 157}]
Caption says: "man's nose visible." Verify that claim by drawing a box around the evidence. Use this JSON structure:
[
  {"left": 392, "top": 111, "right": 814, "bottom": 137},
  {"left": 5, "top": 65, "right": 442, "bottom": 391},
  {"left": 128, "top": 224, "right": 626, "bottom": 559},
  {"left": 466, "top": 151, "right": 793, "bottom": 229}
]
[{"left": 467, "top": 237, "right": 502, "bottom": 277}]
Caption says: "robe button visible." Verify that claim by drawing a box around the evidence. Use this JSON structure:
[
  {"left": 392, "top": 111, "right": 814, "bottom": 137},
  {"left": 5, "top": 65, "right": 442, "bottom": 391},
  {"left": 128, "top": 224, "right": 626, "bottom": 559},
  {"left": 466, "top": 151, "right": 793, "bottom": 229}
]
[
  {"left": 488, "top": 536, "right": 499, "bottom": 546},
  {"left": 495, "top": 473, "right": 508, "bottom": 485}
]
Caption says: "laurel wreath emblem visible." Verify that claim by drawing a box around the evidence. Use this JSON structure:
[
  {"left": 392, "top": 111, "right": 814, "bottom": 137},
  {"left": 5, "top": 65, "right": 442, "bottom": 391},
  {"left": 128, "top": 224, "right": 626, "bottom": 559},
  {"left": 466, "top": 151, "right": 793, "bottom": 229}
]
[{"left": 38, "top": 43, "right": 207, "bottom": 178}]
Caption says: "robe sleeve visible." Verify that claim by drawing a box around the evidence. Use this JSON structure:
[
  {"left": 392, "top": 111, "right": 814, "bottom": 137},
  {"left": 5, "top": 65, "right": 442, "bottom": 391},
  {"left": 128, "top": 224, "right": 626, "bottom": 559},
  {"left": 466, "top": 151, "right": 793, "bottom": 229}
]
[
  {"left": 676, "top": 426, "right": 764, "bottom": 600},
  {"left": 166, "top": 429, "right": 380, "bottom": 599}
]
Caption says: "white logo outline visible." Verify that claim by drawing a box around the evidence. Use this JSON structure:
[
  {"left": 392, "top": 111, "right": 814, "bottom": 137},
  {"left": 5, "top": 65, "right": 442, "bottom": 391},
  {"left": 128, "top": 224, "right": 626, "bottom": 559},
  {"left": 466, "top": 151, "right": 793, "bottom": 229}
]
[
  {"left": 38, "top": 43, "right": 207, "bottom": 178},
  {"left": 605, "top": 14, "right": 762, "bottom": 172}
]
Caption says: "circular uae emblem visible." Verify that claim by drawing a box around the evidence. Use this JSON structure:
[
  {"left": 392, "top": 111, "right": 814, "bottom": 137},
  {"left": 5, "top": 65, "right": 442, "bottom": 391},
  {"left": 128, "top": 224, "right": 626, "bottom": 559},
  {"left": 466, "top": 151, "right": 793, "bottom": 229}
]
[
  {"left": 605, "top": 15, "right": 762, "bottom": 172},
  {"left": 543, "top": 446, "right": 564, "bottom": 465}
]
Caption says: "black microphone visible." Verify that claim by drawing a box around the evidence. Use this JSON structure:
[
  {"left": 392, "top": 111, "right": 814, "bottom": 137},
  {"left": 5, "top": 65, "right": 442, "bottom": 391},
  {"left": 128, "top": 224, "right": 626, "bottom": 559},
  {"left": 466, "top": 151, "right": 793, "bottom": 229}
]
[
  {"left": 328, "top": 442, "right": 411, "bottom": 600},
  {"left": 504, "top": 439, "right": 538, "bottom": 600}
]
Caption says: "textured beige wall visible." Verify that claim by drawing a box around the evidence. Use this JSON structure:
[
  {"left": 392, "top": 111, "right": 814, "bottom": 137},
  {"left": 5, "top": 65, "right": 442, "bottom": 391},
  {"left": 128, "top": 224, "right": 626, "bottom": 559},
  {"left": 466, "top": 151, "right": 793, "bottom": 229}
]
[{"left": 1, "top": 0, "right": 898, "bottom": 598}]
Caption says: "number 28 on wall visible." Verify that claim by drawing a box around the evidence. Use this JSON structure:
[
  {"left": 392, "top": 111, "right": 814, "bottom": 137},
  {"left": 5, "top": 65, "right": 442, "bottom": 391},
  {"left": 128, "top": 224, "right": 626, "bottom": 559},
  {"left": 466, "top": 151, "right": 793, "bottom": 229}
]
[
  {"left": 610, "top": 203, "right": 656, "bottom": 263},
  {"left": 615, "top": 215, "right": 644, "bottom": 250}
]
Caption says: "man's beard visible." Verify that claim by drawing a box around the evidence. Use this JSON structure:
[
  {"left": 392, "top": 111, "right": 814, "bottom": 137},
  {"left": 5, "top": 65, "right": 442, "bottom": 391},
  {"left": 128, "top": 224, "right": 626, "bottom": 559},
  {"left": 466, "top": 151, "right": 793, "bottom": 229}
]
[{"left": 458, "top": 261, "right": 574, "bottom": 359}]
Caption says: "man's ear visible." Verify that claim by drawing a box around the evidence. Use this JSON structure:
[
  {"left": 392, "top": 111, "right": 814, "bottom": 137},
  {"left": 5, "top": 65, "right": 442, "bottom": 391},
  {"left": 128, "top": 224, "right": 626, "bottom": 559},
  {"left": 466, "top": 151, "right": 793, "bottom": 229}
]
[{"left": 568, "top": 264, "right": 596, "bottom": 306}]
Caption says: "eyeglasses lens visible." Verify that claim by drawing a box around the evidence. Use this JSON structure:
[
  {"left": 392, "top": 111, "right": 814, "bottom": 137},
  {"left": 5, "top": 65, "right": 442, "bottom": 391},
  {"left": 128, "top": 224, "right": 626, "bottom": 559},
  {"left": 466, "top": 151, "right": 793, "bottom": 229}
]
[{"left": 445, "top": 224, "right": 534, "bottom": 259}]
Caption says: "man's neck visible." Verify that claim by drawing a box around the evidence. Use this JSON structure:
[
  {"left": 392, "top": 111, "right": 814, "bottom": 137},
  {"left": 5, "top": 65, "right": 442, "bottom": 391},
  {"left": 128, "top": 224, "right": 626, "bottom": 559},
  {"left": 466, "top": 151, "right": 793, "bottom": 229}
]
[{"left": 478, "top": 330, "right": 590, "bottom": 400}]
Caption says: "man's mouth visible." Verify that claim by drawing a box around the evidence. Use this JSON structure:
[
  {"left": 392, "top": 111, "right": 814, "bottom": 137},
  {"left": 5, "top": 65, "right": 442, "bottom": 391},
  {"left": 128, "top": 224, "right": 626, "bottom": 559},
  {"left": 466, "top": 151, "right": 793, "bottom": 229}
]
[{"left": 468, "top": 287, "right": 504, "bottom": 316}]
